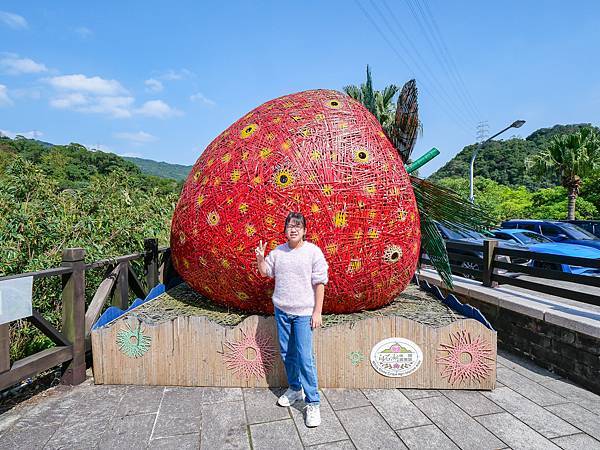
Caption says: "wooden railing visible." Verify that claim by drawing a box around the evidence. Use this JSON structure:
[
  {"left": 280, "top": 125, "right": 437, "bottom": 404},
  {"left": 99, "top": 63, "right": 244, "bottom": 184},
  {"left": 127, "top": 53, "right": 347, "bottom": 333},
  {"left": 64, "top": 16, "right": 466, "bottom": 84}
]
[
  {"left": 0, "top": 238, "right": 171, "bottom": 391},
  {"left": 421, "top": 240, "right": 600, "bottom": 307}
]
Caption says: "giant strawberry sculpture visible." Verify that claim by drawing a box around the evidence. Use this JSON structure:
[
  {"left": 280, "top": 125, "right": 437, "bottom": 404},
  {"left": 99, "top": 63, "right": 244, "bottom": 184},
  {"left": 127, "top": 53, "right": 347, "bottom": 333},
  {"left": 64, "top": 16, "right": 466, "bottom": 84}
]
[
  {"left": 171, "top": 88, "right": 419, "bottom": 314},
  {"left": 170, "top": 74, "right": 491, "bottom": 314}
]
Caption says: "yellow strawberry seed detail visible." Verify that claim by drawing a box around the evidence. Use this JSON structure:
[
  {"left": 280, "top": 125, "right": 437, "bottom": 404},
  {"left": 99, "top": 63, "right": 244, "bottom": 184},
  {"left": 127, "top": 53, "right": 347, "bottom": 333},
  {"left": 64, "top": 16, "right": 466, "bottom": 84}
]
[
  {"left": 239, "top": 203, "right": 249, "bottom": 214},
  {"left": 259, "top": 147, "right": 272, "bottom": 159},
  {"left": 240, "top": 123, "right": 258, "bottom": 139},
  {"left": 333, "top": 211, "right": 347, "bottom": 228},
  {"left": 207, "top": 211, "right": 220, "bottom": 226},
  {"left": 245, "top": 224, "right": 256, "bottom": 236},
  {"left": 311, "top": 203, "right": 320, "bottom": 213},
  {"left": 230, "top": 169, "right": 241, "bottom": 183},
  {"left": 197, "top": 194, "right": 204, "bottom": 206},
  {"left": 221, "top": 153, "right": 231, "bottom": 163},
  {"left": 274, "top": 169, "right": 294, "bottom": 188},
  {"left": 322, "top": 185, "right": 333, "bottom": 196}
]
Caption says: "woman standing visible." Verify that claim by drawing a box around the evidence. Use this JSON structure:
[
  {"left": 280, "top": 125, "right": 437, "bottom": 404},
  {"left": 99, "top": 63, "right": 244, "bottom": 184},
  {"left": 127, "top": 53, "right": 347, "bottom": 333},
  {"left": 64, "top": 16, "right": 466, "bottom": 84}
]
[{"left": 255, "top": 211, "right": 328, "bottom": 427}]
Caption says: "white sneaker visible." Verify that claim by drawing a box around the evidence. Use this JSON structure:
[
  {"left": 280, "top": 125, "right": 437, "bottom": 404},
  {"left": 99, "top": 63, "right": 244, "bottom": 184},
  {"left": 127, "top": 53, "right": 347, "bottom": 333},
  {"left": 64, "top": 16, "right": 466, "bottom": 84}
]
[
  {"left": 304, "top": 403, "right": 321, "bottom": 427},
  {"left": 277, "top": 388, "right": 304, "bottom": 406}
]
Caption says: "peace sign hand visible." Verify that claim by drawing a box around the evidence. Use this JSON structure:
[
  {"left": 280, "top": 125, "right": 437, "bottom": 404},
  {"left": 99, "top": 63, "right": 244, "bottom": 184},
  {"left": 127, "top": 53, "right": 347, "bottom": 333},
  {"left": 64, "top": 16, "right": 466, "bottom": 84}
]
[{"left": 255, "top": 240, "right": 267, "bottom": 260}]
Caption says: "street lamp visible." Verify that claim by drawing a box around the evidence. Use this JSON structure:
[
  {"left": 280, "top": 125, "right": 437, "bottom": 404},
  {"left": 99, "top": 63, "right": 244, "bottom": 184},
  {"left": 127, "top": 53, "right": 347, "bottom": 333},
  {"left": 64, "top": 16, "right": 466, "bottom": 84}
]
[{"left": 469, "top": 120, "right": 526, "bottom": 203}]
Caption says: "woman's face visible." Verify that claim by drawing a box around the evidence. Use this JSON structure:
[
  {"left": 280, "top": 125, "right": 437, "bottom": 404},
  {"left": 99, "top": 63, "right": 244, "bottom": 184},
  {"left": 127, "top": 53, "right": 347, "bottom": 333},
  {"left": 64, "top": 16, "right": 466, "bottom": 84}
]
[{"left": 285, "top": 219, "right": 305, "bottom": 244}]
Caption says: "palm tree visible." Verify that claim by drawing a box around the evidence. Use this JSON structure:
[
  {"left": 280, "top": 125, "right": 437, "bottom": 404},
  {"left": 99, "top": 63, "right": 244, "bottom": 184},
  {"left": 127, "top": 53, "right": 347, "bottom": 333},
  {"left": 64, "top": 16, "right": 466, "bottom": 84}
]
[
  {"left": 526, "top": 127, "right": 600, "bottom": 219},
  {"left": 344, "top": 66, "right": 493, "bottom": 287}
]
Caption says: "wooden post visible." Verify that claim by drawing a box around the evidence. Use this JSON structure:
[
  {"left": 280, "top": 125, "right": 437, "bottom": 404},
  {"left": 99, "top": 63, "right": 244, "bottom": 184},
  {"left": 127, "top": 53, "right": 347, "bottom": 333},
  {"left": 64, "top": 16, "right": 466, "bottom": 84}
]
[
  {"left": 483, "top": 239, "right": 498, "bottom": 288},
  {"left": 144, "top": 238, "right": 159, "bottom": 290},
  {"left": 112, "top": 262, "right": 129, "bottom": 310},
  {"left": 0, "top": 324, "right": 10, "bottom": 373},
  {"left": 61, "top": 248, "right": 86, "bottom": 385}
]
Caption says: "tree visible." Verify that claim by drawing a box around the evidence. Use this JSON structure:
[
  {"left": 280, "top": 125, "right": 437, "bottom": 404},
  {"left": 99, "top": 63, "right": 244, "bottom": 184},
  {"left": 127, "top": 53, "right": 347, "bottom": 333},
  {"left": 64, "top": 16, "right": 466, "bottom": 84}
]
[{"left": 526, "top": 127, "right": 600, "bottom": 219}]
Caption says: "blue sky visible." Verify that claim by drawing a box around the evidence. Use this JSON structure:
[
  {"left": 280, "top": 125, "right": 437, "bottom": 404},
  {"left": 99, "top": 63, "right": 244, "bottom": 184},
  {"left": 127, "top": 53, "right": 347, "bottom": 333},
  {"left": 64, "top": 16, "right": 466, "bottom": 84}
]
[{"left": 1, "top": 0, "right": 599, "bottom": 177}]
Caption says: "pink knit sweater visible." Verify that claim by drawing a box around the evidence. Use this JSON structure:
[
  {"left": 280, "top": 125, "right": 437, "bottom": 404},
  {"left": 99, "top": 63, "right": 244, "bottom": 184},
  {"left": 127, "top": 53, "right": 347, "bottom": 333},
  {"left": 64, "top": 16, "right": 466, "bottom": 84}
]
[{"left": 264, "top": 241, "right": 329, "bottom": 316}]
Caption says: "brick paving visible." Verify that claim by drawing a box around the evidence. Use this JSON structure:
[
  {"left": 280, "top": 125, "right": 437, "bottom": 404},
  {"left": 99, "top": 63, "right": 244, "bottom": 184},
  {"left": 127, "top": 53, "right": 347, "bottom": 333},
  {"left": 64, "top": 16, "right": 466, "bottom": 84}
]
[{"left": 1, "top": 350, "right": 599, "bottom": 449}]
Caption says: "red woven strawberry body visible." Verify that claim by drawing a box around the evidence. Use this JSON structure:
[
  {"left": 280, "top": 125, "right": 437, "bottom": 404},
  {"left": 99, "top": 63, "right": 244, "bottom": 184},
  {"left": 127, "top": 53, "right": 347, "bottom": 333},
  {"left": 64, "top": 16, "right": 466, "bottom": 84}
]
[{"left": 170, "top": 89, "right": 420, "bottom": 314}]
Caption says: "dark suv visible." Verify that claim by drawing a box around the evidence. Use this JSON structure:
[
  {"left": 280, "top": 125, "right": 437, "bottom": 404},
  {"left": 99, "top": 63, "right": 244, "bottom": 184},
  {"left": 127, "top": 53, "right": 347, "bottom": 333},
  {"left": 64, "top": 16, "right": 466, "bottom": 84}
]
[
  {"left": 561, "top": 220, "right": 600, "bottom": 238},
  {"left": 500, "top": 220, "right": 600, "bottom": 250}
]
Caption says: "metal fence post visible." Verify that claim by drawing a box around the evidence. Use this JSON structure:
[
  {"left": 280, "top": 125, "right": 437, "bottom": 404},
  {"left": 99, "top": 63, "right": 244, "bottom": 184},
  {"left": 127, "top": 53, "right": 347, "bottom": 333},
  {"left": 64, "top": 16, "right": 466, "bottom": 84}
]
[
  {"left": 483, "top": 239, "right": 498, "bottom": 288},
  {"left": 61, "top": 247, "right": 86, "bottom": 385}
]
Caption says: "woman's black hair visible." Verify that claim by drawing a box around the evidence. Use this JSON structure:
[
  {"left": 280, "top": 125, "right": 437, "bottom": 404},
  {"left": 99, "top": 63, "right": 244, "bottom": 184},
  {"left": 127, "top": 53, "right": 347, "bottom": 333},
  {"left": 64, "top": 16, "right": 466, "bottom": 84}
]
[{"left": 284, "top": 211, "right": 307, "bottom": 240}]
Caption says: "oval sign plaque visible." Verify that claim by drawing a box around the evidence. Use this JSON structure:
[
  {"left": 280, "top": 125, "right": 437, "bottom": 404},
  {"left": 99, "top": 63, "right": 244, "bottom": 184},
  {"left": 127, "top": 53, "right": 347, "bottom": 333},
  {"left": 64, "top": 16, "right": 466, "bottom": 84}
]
[{"left": 370, "top": 337, "right": 423, "bottom": 377}]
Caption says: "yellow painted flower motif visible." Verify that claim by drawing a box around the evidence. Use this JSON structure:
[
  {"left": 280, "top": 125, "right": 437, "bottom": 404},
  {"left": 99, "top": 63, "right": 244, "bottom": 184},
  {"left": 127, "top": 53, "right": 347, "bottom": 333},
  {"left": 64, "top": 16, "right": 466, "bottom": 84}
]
[
  {"left": 322, "top": 185, "right": 333, "bottom": 196},
  {"left": 330, "top": 152, "right": 338, "bottom": 162},
  {"left": 326, "top": 243, "right": 338, "bottom": 255},
  {"left": 310, "top": 150, "right": 321, "bottom": 161},
  {"left": 213, "top": 177, "right": 221, "bottom": 187},
  {"left": 367, "top": 228, "right": 379, "bottom": 239},
  {"left": 239, "top": 203, "right": 249, "bottom": 214},
  {"left": 179, "top": 231, "right": 186, "bottom": 244},
  {"left": 293, "top": 193, "right": 302, "bottom": 202},
  {"left": 315, "top": 113, "right": 325, "bottom": 121},
  {"left": 265, "top": 216, "right": 275, "bottom": 226},
  {"left": 207, "top": 211, "right": 220, "bottom": 226},
  {"left": 368, "top": 210, "right": 377, "bottom": 219},
  {"left": 333, "top": 211, "right": 347, "bottom": 227},
  {"left": 266, "top": 132, "right": 275, "bottom": 141},
  {"left": 303, "top": 102, "right": 312, "bottom": 109},
  {"left": 244, "top": 112, "right": 254, "bottom": 119},
  {"left": 300, "top": 127, "right": 311, "bottom": 137},
  {"left": 281, "top": 139, "right": 292, "bottom": 151},
  {"left": 259, "top": 147, "right": 272, "bottom": 159},
  {"left": 237, "top": 243, "right": 245, "bottom": 252},
  {"left": 221, "top": 153, "right": 232, "bottom": 163},
  {"left": 236, "top": 291, "right": 249, "bottom": 301},
  {"left": 228, "top": 140, "right": 235, "bottom": 147},
  {"left": 240, "top": 123, "right": 258, "bottom": 139},
  {"left": 265, "top": 197, "right": 275, "bottom": 206},
  {"left": 382, "top": 163, "right": 389, "bottom": 171},
  {"left": 226, "top": 197, "right": 234, "bottom": 205},
  {"left": 326, "top": 99, "right": 342, "bottom": 109},
  {"left": 388, "top": 186, "right": 400, "bottom": 196},
  {"left": 201, "top": 176, "right": 209, "bottom": 186},
  {"left": 292, "top": 115, "right": 302, "bottom": 122},
  {"left": 378, "top": 131, "right": 386, "bottom": 138},
  {"left": 252, "top": 176, "right": 262, "bottom": 184},
  {"left": 357, "top": 201, "right": 365, "bottom": 209},
  {"left": 354, "top": 229, "right": 364, "bottom": 240},
  {"left": 364, "top": 184, "right": 376, "bottom": 195},
  {"left": 383, "top": 245, "right": 403, "bottom": 263},
  {"left": 397, "top": 208, "right": 408, "bottom": 222},
  {"left": 308, "top": 173, "right": 317, "bottom": 182},
  {"left": 274, "top": 168, "right": 294, "bottom": 188},
  {"left": 245, "top": 224, "right": 256, "bottom": 237},
  {"left": 197, "top": 194, "right": 205, "bottom": 206},
  {"left": 221, "top": 259, "right": 230, "bottom": 269},
  {"left": 225, "top": 224, "right": 233, "bottom": 234},
  {"left": 183, "top": 258, "right": 190, "bottom": 269},
  {"left": 230, "top": 169, "right": 241, "bottom": 183},
  {"left": 347, "top": 259, "right": 362, "bottom": 273},
  {"left": 310, "top": 203, "right": 320, "bottom": 213},
  {"left": 193, "top": 171, "right": 202, "bottom": 182},
  {"left": 241, "top": 150, "right": 249, "bottom": 161},
  {"left": 269, "top": 239, "right": 278, "bottom": 249},
  {"left": 310, "top": 233, "right": 319, "bottom": 242},
  {"left": 203, "top": 284, "right": 213, "bottom": 294},
  {"left": 199, "top": 256, "right": 207, "bottom": 266},
  {"left": 207, "top": 158, "right": 215, "bottom": 166},
  {"left": 353, "top": 148, "right": 370, "bottom": 163},
  {"left": 283, "top": 101, "right": 294, "bottom": 108},
  {"left": 272, "top": 116, "right": 282, "bottom": 124}
]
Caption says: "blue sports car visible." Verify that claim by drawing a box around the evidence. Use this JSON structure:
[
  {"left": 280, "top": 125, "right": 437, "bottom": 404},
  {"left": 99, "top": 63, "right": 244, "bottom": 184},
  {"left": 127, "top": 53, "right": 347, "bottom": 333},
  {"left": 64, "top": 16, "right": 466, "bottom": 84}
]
[{"left": 492, "top": 228, "right": 600, "bottom": 276}]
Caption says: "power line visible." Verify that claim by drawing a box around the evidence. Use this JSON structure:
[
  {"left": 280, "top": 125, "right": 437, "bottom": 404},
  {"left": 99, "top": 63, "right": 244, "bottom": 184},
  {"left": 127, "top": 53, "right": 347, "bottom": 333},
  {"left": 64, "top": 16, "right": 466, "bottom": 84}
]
[{"left": 354, "top": 0, "right": 473, "bottom": 136}]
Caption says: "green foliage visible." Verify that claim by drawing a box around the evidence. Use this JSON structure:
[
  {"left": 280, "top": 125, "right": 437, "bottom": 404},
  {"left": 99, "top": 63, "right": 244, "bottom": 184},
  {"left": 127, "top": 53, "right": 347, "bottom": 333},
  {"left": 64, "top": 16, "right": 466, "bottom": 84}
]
[
  {"left": 429, "top": 124, "right": 600, "bottom": 190},
  {"left": 527, "top": 187, "right": 598, "bottom": 220},
  {"left": 0, "top": 137, "right": 179, "bottom": 361}
]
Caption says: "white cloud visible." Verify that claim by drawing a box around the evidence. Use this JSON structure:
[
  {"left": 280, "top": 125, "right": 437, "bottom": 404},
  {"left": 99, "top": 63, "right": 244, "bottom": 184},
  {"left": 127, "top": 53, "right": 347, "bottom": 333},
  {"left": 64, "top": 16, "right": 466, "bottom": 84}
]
[
  {"left": 136, "top": 100, "right": 182, "bottom": 118},
  {"left": 160, "top": 69, "right": 193, "bottom": 81},
  {"left": 114, "top": 131, "right": 157, "bottom": 144},
  {"left": 190, "top": 92, "right": 215, "bottom": 106},
  {"left": 118, "top": 151, "right": 143, "bottom": 158},
  {"left": 144, "top": 78, "right": 163, "bottom": 93},
  {"left": 0, "top": 11, "right": 28, "bottom": 30},
  {"left": 11, "top": 87, "right": 42, "bottom": 99},
  {"left": 47, "top": 74, "right": 127, "bottom": 96},
  {"left": 0, "top": 53, "right": 47, "bottom": 75},
  {"left": 74, "top": 26, "right": 92, "bottom": 38},
  {"left": 78, "top": 96, "right": 135, "bottom": 118},
  {"left": 0, "top": 129, "right": 43, "bottom": 139},
  {"left": 0, "top": 84, "right": 13, "bottom": 106},
  {"left": 49, "top": 92, "right": 89, "bottom": 109}
]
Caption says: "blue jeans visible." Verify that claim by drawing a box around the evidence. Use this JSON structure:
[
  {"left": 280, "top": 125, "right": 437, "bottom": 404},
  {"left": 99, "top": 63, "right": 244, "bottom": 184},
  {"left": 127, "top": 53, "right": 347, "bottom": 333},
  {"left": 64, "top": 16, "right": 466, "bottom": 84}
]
[{"left": 274, "top": 307, "right": 320, "bottom": 405}]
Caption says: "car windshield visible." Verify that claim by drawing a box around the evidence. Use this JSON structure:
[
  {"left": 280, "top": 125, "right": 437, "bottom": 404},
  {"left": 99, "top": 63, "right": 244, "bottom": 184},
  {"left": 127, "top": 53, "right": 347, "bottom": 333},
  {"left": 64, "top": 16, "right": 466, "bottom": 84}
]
[
  {"left": 439, "top": 225, "right": 485, "bottom": 240},
  {"left": 515, "top": 232, "right": 552, "bottom": 244},
  {"left": 558, "top": 223, "right": 598, "bottom": 240}
]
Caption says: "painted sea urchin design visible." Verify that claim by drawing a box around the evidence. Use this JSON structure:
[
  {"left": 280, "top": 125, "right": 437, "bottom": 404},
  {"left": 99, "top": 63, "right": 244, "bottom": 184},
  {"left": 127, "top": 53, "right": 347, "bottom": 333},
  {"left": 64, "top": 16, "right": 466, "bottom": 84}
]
[
  {"left": 222, "top": 329, "right": 277, "bottom": 380},
  {"left": 116, "top": 322, "right": 152, "bottom": 358},
  {"left": 436, "top": 330, "right": 493, "bottom": 385}
]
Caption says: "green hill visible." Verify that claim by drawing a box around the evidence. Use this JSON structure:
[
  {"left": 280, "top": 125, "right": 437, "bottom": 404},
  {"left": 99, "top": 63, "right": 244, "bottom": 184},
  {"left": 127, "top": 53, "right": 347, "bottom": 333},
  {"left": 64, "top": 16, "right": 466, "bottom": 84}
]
[
  {"left": 122, "top": 156, "right": 192, "bottom": 181},
  {"left": 429, "top": 124, "right": 597, "bottom": 189}
]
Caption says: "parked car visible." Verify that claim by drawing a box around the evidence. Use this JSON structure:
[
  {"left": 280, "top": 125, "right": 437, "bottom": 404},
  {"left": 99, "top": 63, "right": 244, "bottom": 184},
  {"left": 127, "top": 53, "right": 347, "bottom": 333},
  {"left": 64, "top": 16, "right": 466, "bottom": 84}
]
[
  {"left": 500, "top": 219, "right": 600, "bottom": 250},
  {"left": 433, "top": 223, "right": 514, "bottom": 279},
  {"left": 561, "top": 220, "right": 600, "bottom": 239},
  {"left": 492, "top": 228, "right": 600, "bottom": 276}
]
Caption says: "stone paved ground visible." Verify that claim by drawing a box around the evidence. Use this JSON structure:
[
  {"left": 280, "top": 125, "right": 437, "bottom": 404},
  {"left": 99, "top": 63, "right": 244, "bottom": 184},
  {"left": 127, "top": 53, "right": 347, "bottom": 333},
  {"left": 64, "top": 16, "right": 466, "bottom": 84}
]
[{"left": 1, "top": 350, "right": 599, "bottom": 450}]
